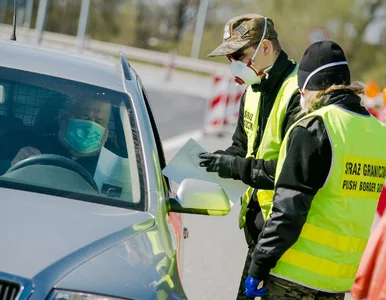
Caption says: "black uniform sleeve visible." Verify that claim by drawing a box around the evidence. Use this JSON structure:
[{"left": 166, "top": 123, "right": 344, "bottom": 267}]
[
  {"left": 215, "top": 92, "right": 248, "bottom": 158},
  {"left": 228, "top": 93, "right": 301, "bottom": 190},
  {"left": 231, "top": 156, "right": 276, "bottom": 190},
  {"left": 248, "top": 117, "right": 333, "bottom": 280},
  {"left": 281, "top": 92, "right": 301, "bottom": 138}
]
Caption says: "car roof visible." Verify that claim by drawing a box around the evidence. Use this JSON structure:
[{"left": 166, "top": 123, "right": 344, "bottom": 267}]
[{"left": 0, "top": 41, "right": 125, "bottom": 92}]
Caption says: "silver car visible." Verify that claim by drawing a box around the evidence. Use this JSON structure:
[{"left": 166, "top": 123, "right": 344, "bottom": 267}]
[{"left": 0, "top": 41, "right": 230, "bottom": 300}]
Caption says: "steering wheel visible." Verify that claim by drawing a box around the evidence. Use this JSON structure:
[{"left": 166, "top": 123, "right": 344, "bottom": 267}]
[{"left": 6, "top": 154, "right": 99, "bottom": 192}]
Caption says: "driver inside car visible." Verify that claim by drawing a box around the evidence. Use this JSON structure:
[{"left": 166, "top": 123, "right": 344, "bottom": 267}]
[{"left": 11, "top": 97, "right": 112, "bottom": 176}]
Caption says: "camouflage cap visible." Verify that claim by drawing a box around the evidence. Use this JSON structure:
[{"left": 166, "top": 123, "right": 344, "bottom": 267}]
[{"left": 208, "top": 14, "right": 278, "bottom": 57}]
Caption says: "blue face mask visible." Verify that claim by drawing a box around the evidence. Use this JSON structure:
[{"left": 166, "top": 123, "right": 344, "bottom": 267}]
[{"left": 63, "top": 118, "right": 106, "bottom": 153}]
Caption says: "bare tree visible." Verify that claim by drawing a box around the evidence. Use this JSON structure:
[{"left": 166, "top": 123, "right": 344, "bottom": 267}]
[
  {"left": 134, "top": 0, "right": 159, "bottom": 48},
  {"left": 171, "top": 0, "right": 199, "bottom": 42},
  {"left": 251, "top": 0, "right": 386, "bottom": 80},
  {"left": 345, "top": 0, "right": 384, "bottom": 61}
]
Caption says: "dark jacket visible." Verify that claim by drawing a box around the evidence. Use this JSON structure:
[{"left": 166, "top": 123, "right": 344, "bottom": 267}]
[
  {"left": 217, "top": 50, "right": 300, "bottom": 242},
  {"left": 28, "top": 135, "right": 100, "bottom": 176},
  {"left": 0, "top": 130, "right": 102, "bottom": 176},
  {"left": 248, "top": 92, "right": 371, "bottom": 282},
  {"left": 26, "top": 134, "right": 119, "bottom": 176}
]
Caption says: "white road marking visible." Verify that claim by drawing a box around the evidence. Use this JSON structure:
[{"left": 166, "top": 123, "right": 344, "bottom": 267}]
[{"left": 162, "top": 129, "right": 203, "bottom": 152}]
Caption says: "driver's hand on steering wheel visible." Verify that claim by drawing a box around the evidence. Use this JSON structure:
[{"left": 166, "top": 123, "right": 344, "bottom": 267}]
[{"left": 11, "top": 147, "right": 41, "bottom": 167}]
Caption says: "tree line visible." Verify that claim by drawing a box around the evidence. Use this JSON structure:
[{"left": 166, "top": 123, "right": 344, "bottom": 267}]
[{"left": 1, "top": 0, "right": 385, "bottom": 83}]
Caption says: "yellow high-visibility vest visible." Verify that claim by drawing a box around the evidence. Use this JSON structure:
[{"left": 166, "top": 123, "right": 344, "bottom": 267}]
[
  {"left": 269, "top": 105, "right": 386, "bottom": 292},
  {"left": 239, "top": 63, "right": 298, "bottom": 228}
]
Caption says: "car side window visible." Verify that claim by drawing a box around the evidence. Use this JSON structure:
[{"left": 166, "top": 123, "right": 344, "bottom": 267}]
[
  {"left": 0, "top": 68, "right": 144, "bottom": 210},
  {"left": 139, "top": 85, "right": 171, "bottom": 191}
]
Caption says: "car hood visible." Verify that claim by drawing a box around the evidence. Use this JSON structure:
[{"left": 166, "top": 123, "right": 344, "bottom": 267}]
[
  {"left": 55, "top": 226, "right": 186, "bottom": 300},
  {"left": 0, "top": 187, "right": 154, "bottom": 279}
]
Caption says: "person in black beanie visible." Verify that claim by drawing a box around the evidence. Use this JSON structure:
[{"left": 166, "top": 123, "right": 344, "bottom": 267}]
[{"left": 243, "top": 40, "right": 386, "bottom": 299}]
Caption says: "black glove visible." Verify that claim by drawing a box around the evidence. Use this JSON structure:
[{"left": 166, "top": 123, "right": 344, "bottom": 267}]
[{"left": 198, "top": 152, "right": 235, "bottom": 179}]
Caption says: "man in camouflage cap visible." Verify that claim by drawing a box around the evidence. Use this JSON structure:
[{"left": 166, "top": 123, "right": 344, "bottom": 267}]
[
  {"left": 207, "top": 14, "right": 281, "bottom": 86},
  {"left": 208, "top": 14, "right": 278, "bottom": 58},
  {"left": 198, "top": 14, "right": 302, "bottom": 299}
]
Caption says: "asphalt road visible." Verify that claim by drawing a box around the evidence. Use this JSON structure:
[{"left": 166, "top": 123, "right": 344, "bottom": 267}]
[{"left": 146, "top": 89, "right": 206, "bottom": 141}]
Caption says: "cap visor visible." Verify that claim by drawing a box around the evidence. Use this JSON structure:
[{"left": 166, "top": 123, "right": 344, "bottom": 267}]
[{"left": 207, "top": 40, "right": 250, "bottom": 57}]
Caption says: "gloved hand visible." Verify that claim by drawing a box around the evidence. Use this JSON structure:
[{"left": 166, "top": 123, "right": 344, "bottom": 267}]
[
  {"left": 244, "top": 275, "right": 267, "bottom": 298},
  {"left": 198, "top": 152, "right": 234, "bottom": 179}
]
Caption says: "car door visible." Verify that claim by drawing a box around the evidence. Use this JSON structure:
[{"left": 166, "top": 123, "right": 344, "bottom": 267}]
[{"left": 137, "top": 79, "right": 185, "bottom": 271}]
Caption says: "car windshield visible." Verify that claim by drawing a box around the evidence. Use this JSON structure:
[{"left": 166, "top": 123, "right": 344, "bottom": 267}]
[{"left": 0, "top": 67, "right": 144, "bottom": 210}]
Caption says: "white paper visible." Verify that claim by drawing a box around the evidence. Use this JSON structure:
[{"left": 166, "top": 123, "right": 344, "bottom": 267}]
[
  {"left": 162, "top": 138, "right": 248, "bottom": 205},
  {"left": 94, "top": 147, "right": 135, "bottom": 202}
]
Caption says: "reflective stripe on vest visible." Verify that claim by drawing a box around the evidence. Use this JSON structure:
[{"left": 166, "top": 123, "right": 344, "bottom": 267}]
[
  {"left": 239, "top": 64, "right": 298, "bottom": 228},
  {"left": 269, "top": 105, "right": 386, "bottom": 292}
]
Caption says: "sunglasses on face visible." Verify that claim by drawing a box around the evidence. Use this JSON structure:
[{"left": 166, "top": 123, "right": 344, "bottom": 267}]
[
  {"left": 226, "top": 44, "right": 257, "bottom": 62},
  {"left": 226, "top": 49, "right": 246, "bottom": 62}
]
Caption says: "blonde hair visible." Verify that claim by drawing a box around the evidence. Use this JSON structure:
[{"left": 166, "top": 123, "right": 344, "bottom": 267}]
[{"left": 297, "top": 81, "right": 365, "bottom": 118}]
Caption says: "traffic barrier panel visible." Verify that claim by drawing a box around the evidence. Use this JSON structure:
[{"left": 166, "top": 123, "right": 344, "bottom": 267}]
[
  {"left": 377, "top": 106, "right": 386, "bottom": 124},
  {"left": 203, "top": 75, "right": 229, "bottom": 135},
  {"left": 164, "top": 50, "right": 177, "bottom": 81},
  {"left": 362, "top": 93, "right": 383, "bottom": 118},
  {"left": 203, "top": 75, "right": 245, "bottom": 135},
  {"left": 362, "top": 81, "right": 386, "bottom": 121},
  {"left": 224, "top": 81, "right": 246, "bottom": 126}
]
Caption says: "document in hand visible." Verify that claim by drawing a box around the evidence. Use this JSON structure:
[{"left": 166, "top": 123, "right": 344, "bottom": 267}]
[{"left": 162, "top": 138, "right": 248, "bottom": 206}]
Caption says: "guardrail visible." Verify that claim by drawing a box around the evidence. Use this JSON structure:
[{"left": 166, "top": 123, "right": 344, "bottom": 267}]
[{"left": 0, "top": 23, "right": 231, "bottom": 76}]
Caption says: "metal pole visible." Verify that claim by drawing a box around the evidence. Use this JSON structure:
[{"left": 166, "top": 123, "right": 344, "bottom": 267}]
[
  {"left": 76, "top": 0, "right": 91, "bottom": 52},
  {"left": 0, "top": 0, "right": 7, "bottom": 24},
  {"left": 190, "top": 0, "right": 209, "bottom": 59},
  {"left": 35, "top": 0, "right": 49, "bottom": 44},
  {"left": 10, "top": 0, "right": 17, "bottom": 40},
  {"left": 24, "top": 0, "right": 34, "bottom": 28}
]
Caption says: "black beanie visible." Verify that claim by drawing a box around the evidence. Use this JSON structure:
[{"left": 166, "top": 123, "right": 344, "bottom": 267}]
[{"left": 298, "top": 41, "right": 351, "bottom": 91}]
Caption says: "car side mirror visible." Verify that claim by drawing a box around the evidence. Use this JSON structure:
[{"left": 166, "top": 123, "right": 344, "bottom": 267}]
[{"left": 168, "top": 179, "right": 231, "bottom": 216}]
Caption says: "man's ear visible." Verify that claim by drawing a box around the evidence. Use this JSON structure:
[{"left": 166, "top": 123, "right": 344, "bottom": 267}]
[{"left": 262, "top": 40, "right": 270, "bottom": 54}]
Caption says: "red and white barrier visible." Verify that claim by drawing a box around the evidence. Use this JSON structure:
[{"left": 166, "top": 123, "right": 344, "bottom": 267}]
[
  {"left": 204, "top": 80, "right": 386, "bottom": 135},
  {"left": 225, "top": 80, "right": 245, "bottom": 126},
  {"left": 164, "top": 50, "right": 177, "bottom": 81},
  {"left": 362, "top": 93, "right": 384, "bottom": 117},
  {"left": 203, "top": 75, "right": 246, "bottom": 135},
  {"left": 362, "top": 82, "right": 386, "bottom": 124},
  {"left": 378, "top": 107, "right": 386, "bottom": 124}
]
